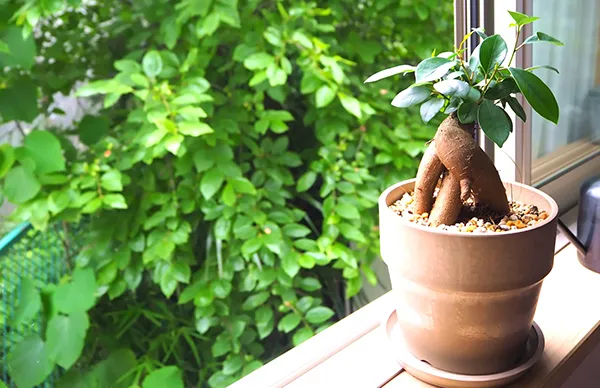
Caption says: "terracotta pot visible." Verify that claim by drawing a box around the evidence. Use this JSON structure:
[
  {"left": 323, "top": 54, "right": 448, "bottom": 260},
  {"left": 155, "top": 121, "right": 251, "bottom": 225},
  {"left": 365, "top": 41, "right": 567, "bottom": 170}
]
[{"left": 379, "top": 179, "right": 559, "bottom": 375}]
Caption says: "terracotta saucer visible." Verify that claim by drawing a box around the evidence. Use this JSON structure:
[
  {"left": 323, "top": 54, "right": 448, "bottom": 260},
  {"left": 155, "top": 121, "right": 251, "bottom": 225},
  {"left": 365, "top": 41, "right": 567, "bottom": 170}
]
[{"left": 381, "top": 308, "right": 544, "bottom": 388}]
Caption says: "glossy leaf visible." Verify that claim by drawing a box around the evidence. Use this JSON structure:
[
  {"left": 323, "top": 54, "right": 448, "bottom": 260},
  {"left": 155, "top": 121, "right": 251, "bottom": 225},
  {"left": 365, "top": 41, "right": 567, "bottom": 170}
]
[
  {"left": 419, "top": 98, "right": 444, "bottom": 123},
  {"left": 509, "top": 67, "right": 559, "bottom": 124},
  {"left": 507, "top": 11, "right": 539, "bottom": 26},
  {"left": 143, "top": 366, "right": 184, "bottom": 388},
  {"left": 433, "top": 79, "right": 470, "bottom": 98},
  {"left": 315, "top": 85, "right": 336, "bottom": 108},
  {"left": 523, "top": 32, "right": 564, "bottom": 46},
  {"left": 479, "top": 34, "right": 507, "bottom": 74},
  {"left": 391, "top": 86, "right": 430, "bottom": 108},
  {"left": 457, "top": 101, "right": 478, "bottom": 124},
  {"left": 477, "top": 100, "right": 512, "bottom": 147},
  {"left": 415, "top": 57, "right": 455, "bottom": 82},
  {"left": 506, "top": 96, "right": 527, "bottom": 122},
  {"left": 142, "top": 50, "right": 163, "bottom": 77},
  {"left": 306, "top": 306, "right": 335, "bottom": 324},
  {"left": 526, "top": 65, "right": 560, "bottom": 74},
  {"left": 364, "top": 64, "right": 415, "bottom": 83}
]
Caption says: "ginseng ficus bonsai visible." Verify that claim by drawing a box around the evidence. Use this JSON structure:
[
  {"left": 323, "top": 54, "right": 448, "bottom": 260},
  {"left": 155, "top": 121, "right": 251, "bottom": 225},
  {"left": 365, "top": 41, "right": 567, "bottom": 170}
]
[{"left": 366, "top": 11, "right": 562, "bottom": 227}]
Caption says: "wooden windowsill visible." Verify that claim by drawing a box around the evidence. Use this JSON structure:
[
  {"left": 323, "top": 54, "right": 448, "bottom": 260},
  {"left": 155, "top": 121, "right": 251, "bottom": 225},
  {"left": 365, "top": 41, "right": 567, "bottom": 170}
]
[{"left": 231, "top": 243, "right": 600, "bottom": 388}]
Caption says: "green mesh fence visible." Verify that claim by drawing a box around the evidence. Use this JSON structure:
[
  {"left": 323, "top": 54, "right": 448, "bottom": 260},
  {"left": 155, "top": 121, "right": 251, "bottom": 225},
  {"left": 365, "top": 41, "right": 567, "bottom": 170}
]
[{"left": 0, "top": 222, "right": 83, "bottom": 387}]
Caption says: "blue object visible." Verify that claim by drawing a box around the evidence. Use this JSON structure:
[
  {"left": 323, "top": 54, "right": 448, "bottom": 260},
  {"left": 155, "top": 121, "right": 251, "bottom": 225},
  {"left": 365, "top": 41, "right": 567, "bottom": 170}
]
[{"left": 577, "top": 175, "right": 600, "bottom": 272}]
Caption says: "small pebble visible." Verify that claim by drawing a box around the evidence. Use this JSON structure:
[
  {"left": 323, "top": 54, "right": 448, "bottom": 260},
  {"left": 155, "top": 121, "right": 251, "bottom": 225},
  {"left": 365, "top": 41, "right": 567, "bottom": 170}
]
[{"left": 389, "top": 191, "right": 550, "bottom": 233}]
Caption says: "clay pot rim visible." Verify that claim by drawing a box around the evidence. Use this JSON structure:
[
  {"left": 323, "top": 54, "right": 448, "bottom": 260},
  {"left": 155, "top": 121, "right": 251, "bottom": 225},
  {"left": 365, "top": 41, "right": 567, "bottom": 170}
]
[{"left": 379, "top": 178, "right": 559, "bottom": 238}]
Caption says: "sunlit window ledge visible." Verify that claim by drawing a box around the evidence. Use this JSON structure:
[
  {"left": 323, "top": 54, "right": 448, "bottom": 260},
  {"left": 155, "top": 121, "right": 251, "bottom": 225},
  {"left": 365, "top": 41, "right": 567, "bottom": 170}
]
[{"left": 231, "top": 243, "right": 600, "bottom": 388}]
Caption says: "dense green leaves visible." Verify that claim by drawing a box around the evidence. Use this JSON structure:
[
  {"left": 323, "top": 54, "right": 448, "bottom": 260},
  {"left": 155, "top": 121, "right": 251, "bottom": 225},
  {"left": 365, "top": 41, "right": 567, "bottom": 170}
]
[
  {"left": 477, "top": 100, "right": 512, "bottom": 147},
  {"left": 509, "top": 68, "right": 559, "bottom": 124},
  {"left": 0, "top": 2, "right": 460, "bottom": 387}
]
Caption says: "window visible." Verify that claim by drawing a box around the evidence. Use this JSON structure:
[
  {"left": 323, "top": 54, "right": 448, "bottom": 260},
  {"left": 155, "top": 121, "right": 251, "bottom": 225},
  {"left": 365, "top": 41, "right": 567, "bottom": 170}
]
[{"left": 490, "top": 0, "right": 600, "bottom": 212}]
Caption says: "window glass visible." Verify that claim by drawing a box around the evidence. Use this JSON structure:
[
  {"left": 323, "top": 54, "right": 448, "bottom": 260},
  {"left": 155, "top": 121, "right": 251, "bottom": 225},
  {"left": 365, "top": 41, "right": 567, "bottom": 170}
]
[{"left": 531, "top": 0, "right": 600, "bottom": 164}]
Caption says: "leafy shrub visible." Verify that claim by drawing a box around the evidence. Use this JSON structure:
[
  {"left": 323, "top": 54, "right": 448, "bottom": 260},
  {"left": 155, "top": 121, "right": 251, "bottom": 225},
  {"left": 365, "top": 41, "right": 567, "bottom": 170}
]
[{"left": 0, "top": 0, "right": 453, "bottom": 386}]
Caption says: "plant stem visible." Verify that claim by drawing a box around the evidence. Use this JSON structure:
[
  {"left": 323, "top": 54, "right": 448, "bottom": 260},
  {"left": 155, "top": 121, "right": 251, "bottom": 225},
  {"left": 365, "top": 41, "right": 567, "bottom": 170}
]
[{"left": 507, "top": 26, "right": 522, "bottom": 68}]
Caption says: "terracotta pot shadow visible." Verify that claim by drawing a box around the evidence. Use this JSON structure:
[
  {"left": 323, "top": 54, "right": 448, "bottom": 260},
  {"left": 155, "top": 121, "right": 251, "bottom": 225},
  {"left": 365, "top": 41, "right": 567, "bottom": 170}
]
[{"left": 379, "top": 179, "right": 559, "bottom": 375}]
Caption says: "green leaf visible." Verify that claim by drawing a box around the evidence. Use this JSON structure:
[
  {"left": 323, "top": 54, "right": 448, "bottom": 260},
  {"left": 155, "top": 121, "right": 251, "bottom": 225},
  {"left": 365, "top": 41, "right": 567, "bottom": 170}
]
[
  {"left": 526, "top": 65, "right": 559, "bottom": 74},
  {"left": 200, "top": 169, "right": 225, "bottom": 199},
  {"left": 103, "top": 194, "right": 128, "bottom": 209},
  {"left": 338, "top": 93, "right": 362, "bottom": 119},
  {"left": 338, "top": 223, "right": 366, "bottom": 243},
  {"left": 479, "top": 35, "right": 507, "bottom": 74},
  {"left": 178, "top": 121, "right": 214, "bottom": 137},
  {"left": 101, "top": 170, "right": 123, "bottom": 192},
  {"left": 293, "top": 327, "right": 314, "bottom": 346},
  {"left": 24, "top": 131, "right": 65, "bottom": 174},
  {"left": 507, "top": 11, "right": 539, "bottom": 26},
  {"left": 419, "top": 98, "right": 444, "bottom": 123},
  {"left": 281, "top": 252, "right": 300, "bottom": 278},
  {"left": 477, "top": 100, "right": 512, "bottom": 148},
  {"left": 292, "top": 31, "right": 313, "bottom": 48},
  {"left": 211, "top": 279, "right": 232, "bottom": 299},
  {"left": 299, "top": 277, "right": 321, "bottom": 292},
  {"left": 178, "top": 106, "right": 208, "bottom": 118},
  {"left": 242, "top": 291, "right": 270, "bottom": 311},
  {"left": 484, "top": 78, "right": 518, "bottom": 100},
  {"left": 472, "top": 27, "right": 488, "bottom": 40},
  {"left": 336, "top": 202, "right": 360, "bottom": 220},
  {"left": 364, "top": 65, "right": 415, "bottom": 83},
  {"left": 143, "top": 366, "right": 184, "bottom": 388},
  {"left": 433, "top": 80, "right": 470, "bottom": 98},
  {"left": 0, "top": 78, "right": 40, "bottom": 123},
  {"left": 509, "top": 67, "right": 559, "bottom": 124},
  {"left": 0, "top": 143, "right": 15, "bottom": 178},
  {"left": 223, "top": 355, "right": 244, "bottom": 375},
  {"left": 506, "top": 96, "right": 527, "bottom": 122},
  {"left": 76, "top": 80, "right": 132, "bottom": 97},
  {"left": 12, "top": 278, "right": 41, "bottom": 326},
  {"left": 3, "top": 166, "right": 41, "bottom": 204},
  {"left": 306, "top": 306, "right": 335, "bottom": 324},
  {"left": 142, "top": 50, "right": 163, "bottom": 77},
  {"left": 523, "top": 32, "right": 564, "bottom": 46},
  {"left": 0, "top": 26, "right": 36, "bottom": 70},
  {"left": 54, "top": 268, "right": 97, "bottom": 314},
  {"left": 297, "top": 171, "right": 317, "bottom": 192},
  {"left": 458, "top": 101, "right": 478, "bottom": 124},
  {"left": 7, "top": 335, "right": 53, "bottom": 388},
  {"left": 231, "top": 177, "right": 256, "bottom": 195},
  {"left": 391, "top": 86, "right": 430, "bottom": 108},
  {"left": 46, "top": 311, "right": 89, "bottom": 369},
  {"left": 278, "top": 313, "right": 301, "bottom": 333},
  {"left": 78, "top": 115, "right": 110, "bottom": 146},
  {"left": 244, "top": 53, "right": 274, "bottom": 70},
  {"left": 415, "top": 57, "right": 455, "bottom": 82},
  {"left": 283, "top": 223, "right": 311, "bottom": 238},
  {"left": 315, "top": 85, "right": 336, "bottom": 108}
]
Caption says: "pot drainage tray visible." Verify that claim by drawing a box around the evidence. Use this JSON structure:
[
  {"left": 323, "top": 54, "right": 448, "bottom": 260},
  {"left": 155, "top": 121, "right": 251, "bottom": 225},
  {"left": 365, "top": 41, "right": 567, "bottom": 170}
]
[{"left": 382, "top": 309, "right": 544, "bottom": 388}]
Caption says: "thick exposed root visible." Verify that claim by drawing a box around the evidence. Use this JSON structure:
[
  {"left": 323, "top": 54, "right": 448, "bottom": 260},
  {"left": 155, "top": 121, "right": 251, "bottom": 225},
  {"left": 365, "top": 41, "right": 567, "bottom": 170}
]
[
  {"left": 414, "top": 141, "right": 443, "bottom": 214},
  {"left": 412, "top": 114, "right": 510, "bottom": 225},
  {"left": 429, "top": 172, "right": 462, "bottom": 227}
]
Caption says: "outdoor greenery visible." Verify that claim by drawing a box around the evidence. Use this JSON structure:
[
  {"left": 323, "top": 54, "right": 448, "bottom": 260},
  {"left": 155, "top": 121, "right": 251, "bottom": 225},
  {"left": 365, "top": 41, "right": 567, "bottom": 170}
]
[{"left": 0, "top": 0, "right": 452, "bottom": 387}]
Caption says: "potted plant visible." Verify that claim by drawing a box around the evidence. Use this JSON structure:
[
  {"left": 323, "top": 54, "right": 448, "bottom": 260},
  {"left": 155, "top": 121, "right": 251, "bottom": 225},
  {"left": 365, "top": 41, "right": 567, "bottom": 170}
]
[{"left": 366, "top": 11, "right": 563, "bottom": 376}]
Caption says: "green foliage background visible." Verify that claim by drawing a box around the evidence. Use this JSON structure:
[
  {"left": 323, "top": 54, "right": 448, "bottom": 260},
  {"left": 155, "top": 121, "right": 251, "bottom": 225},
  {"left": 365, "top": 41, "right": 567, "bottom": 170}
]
[{"left": 0, "top": 0, "right": 453, "bottom": 386}]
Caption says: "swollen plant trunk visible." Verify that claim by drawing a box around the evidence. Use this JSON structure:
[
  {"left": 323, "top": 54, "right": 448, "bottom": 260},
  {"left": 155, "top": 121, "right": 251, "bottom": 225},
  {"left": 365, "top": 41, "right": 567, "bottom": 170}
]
[
  {"left": 379, "top": 179, "right": 559, "bottom": 375},
  {"left": 414, "top": 114, "right": 510, "bottom": 226}
]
